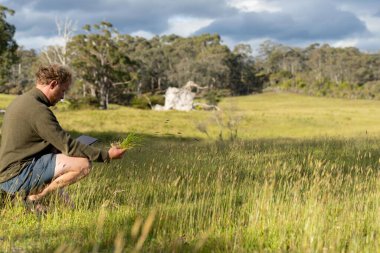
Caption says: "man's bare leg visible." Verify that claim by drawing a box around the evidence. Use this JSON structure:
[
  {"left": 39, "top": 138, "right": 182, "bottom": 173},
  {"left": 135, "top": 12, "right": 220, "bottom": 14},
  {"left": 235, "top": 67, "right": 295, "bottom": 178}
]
[{"left": 27, "top": 154, "right": 91, "bottom": 202}]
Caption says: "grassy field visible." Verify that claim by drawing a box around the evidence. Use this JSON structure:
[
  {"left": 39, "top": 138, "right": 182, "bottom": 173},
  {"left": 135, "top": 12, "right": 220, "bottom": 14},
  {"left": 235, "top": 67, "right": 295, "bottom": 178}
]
[{"left": 1, "top": 92, "right": 380, "bottom": 252}]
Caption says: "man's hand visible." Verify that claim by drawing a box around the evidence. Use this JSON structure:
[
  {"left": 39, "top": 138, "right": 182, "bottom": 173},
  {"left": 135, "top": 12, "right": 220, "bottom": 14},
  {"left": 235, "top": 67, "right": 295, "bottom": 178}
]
[{"left": 108, "top": 146, "right": 127, "bottom": 159}]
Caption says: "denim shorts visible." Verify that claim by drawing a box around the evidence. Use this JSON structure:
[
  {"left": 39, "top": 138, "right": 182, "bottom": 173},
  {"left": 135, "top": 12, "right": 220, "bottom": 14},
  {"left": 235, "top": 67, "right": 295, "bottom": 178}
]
[{"left": 0, "top": 154, "right": 56, "bottom": 196}]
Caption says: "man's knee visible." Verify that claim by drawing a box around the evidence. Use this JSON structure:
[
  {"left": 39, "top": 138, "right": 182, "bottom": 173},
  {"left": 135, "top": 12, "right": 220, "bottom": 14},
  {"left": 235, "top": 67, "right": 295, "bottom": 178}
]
[
  {"left": 78, "top": 158, "right": 92, "bottom": 177},
  {"left": 54, "top": 155, "right": 92, "bottom": 179}
]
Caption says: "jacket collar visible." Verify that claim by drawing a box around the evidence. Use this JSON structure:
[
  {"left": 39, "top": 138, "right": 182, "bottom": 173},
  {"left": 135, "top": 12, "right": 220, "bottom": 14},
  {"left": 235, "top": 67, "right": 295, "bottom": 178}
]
[{"left": 29, "top": 87, "right": 52, "bottom": 107}]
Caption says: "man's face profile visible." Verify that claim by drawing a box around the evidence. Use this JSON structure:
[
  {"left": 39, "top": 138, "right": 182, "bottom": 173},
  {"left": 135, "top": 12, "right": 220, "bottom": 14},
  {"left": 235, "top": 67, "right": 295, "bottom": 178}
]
[{"left": 49, "top": 81, "right": 71, "bottom": 105}]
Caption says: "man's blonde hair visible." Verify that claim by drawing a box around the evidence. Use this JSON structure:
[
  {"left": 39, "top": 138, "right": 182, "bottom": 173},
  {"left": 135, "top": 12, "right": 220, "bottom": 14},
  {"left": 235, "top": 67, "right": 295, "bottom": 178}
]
[{"left": 35, "top": 64, "right": 72, "bottom": 86}]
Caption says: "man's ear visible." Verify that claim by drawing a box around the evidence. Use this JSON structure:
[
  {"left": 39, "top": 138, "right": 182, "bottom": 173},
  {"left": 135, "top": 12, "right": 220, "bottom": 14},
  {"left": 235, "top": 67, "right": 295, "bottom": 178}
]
[{"left": 49, "top": 80, "right": 58, "bottom": 89}]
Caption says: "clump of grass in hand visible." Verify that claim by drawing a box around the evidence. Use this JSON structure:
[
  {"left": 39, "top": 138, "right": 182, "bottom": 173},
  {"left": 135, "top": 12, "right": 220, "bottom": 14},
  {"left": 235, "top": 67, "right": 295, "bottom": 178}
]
[{"left": 117, "top": 133, "right": 144, "bottom": 150}]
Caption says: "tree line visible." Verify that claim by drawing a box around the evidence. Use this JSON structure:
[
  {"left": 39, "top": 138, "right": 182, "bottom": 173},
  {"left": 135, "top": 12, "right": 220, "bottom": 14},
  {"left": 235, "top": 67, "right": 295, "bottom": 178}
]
[
  {"left": 1, "top": 5, "right": 380, "bottom": 110},
  {"left": 257, "top": 41, "right": 380, "bottom": 99}
]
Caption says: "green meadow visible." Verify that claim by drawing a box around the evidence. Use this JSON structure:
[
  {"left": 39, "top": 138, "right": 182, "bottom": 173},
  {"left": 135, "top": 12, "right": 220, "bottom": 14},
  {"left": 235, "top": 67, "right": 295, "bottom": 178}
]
[{"left": 1, "top": 92, "right": 380, "bottom": 252}]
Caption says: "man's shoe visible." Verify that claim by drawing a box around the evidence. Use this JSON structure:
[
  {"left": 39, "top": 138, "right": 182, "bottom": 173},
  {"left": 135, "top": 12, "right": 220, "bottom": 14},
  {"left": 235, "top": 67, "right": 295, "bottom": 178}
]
[
  {"left": 23, "top": 199, "right": 48, "bottom": 217},
  {"left": 0, "top": 190, "right": 14, "bottom": 206}
]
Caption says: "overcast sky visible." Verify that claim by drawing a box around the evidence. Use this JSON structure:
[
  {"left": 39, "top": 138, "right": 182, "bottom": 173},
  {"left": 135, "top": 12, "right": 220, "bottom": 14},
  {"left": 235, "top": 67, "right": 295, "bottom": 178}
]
[{"left": 1, "top": 0, "right": 379, "bottom": 53}]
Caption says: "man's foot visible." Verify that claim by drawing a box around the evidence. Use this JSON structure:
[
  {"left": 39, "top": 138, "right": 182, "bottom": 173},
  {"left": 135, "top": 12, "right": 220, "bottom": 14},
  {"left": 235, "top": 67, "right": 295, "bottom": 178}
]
[
  {"left": 58, "top": 189, "right": 75, "bottom": 209},
  {"left": 23, "top": 198, "right": 48, "bottom": 217},
  {"left": 0, "top": 190, "right": 14, "bottom": 207}
]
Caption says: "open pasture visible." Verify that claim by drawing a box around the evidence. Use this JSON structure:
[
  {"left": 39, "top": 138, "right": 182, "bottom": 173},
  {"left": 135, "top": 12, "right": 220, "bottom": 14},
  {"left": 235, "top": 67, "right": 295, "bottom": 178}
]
[{"left": 1, "top": 92, "right": 380, "bottom": 252}]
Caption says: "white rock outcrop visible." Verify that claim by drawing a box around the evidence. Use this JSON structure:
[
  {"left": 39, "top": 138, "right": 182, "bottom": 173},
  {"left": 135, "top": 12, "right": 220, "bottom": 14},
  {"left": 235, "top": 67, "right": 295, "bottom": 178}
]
[{"left": 154, "top": 87, "right": 195, "bottom": 111}]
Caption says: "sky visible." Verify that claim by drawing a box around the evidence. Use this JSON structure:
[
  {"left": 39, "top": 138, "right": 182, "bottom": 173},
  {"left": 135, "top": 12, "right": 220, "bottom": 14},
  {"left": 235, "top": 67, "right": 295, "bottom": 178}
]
[{"left": 0, "top": 0, "right": 380, "bottom": 54}]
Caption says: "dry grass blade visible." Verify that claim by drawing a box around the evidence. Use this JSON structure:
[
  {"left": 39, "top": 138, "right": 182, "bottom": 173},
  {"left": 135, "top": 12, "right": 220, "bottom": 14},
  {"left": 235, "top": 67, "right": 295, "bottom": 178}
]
[
  {"left": 131, "top": 215, "right": 143, "bottom": 240},
  {"left": 114, "top": 232, "right": 125, "bottom": 253},
  {"left": 133, "top": 209, "right": 156, "bottom": 252}
]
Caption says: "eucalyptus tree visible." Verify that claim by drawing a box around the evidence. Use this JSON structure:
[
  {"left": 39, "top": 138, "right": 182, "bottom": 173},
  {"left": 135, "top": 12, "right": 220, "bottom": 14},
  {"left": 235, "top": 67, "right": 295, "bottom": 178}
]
[
  {"left": 8, "top": 48, "right": 37, "bottom": 94},
  {"left": 164, "top": 33, "right": 231, "bottom": 89},
  {"left": 68, "top": 22, "right": 133, "bottom": 109},
  {"left": 162, "top": 35, "right": 196, "bottom": 87},
  {"left": 118, "top": 35, "right": 169, "bottom": 93},
  {"left": 230, "top": 44, "right": 260, "bottom": 94},
  {"left": 0, "top": 5, "right": 18, "bottom": 87},
  {"left": 194, "top": 34, "right": 231, "bottom": 89},
  {"left": 145, "top": 36, "right": 170, "bottom": 92},
  {"left": 256, "top": 41, "right": 380, "bottom": 99},
  {"left": 40, "top": 17, "right": 76, "bottom": 66}
]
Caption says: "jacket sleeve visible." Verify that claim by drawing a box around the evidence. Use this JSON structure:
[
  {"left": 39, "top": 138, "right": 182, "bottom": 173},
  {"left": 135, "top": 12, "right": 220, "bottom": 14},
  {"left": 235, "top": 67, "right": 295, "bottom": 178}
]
[{"left": 33, "top": 107, "right": 109, "bottom": 162}]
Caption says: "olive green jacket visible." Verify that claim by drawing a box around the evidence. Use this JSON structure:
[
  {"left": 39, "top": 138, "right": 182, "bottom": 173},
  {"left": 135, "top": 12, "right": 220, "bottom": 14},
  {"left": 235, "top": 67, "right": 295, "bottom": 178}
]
[{"left": 0, "top": 88, "right": 109, "bottom": 183}]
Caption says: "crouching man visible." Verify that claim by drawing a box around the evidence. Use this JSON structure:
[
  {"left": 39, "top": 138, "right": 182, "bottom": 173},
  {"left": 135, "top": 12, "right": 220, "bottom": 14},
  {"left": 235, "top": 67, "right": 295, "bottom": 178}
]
[{"left": 0, "top": 64, "right": 126, "bottom": 211}]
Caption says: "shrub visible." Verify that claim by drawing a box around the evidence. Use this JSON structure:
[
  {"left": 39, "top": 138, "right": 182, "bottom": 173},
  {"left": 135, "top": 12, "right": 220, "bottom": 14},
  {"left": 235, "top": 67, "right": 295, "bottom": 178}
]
[
  {"left": 149, "top": 95, "right": 165, "bottom": 106},
  {"left": 67, "top": 97, "right": 99, "bottom": 110},
  {"left": 204, "top": 90, "right": 222, "bottom": 106},
  {"left": 280, "top": 79, "right": 292, "bottom": 89},
  {"left": 110, "top": 93, "right": 136, "bottom": 106},
  {"left": 130, "top": 94, "right": 165, "bottom": 109}
]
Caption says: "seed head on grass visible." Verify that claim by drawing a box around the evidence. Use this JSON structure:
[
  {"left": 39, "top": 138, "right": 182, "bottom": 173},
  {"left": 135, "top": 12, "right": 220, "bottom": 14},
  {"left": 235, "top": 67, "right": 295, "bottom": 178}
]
[{"left": 115, "top": 132, "right": 144, "bottom": 150}]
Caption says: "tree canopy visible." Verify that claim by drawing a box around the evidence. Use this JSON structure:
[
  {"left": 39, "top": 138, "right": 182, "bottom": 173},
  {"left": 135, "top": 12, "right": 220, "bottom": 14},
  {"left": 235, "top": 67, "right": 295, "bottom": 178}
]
[
  {"left": 68, "top": 22, "right": 134, "bottom": 109},
  {"left": 2, "top": 16, "right": 380, "bottom": 107},
  {"left": 0, "top": 5, "right": 18, "bottom": 86},
  {"left": 256, "top": 41, "right": 380, "bottom": 98}
]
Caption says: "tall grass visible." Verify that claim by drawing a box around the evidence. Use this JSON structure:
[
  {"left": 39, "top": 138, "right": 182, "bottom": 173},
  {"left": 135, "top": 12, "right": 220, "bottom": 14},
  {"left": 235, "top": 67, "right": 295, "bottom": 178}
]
[
  {"left": 1, "top": 92, "right": 380, "bottom": 252},
  {"left": 1, "top": 138, "right": 380, "bottom": 252},
  {"left": 52, "top": 92, "right": 380, "bottom": 140}
]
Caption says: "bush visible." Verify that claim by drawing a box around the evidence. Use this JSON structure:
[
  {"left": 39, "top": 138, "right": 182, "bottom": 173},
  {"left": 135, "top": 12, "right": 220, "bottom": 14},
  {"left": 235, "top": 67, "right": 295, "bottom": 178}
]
[
  {"left": 110, "top": 93, "right": 136, "bottom": 106},
  {"left": 296, "top": 78, "right": 307, "bottom": 89},
  {"left": 130, "top": 94, "right": 165, "bottom": 109},
  {"left": 204, "top": 90, "right": 221, "bottom": 106},
  {"left": 67, "top": 97, "right": 99, "bottom": 110},
  {"left": 279, "top": 79, "right": 292, "bottom": 89},
  {"left": 149, "top": 95, "right": 165, "bottom": 106},
  {"left": 269, "top": 71, "right": 293, "bottom": 85}
]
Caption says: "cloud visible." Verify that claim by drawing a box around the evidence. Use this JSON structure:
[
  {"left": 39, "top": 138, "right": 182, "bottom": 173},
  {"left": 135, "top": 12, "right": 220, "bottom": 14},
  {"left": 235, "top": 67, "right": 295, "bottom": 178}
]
[
  {"left": 196, "top": 12, "right": 294, "bottom": 41},
  {"left": 0, "top": 0, "right": 378, "bottom": 52},
  {"left": 354, "top": 37, "right": 380, "bottom": 52},
  {"left": 130, "top": 30, "right": 154, "bottom": 39},
  {"left": 163, "top": 16, "right": 214, "bottom": 37},
  {"left": 3, "top": 0, "right": 236, "bottom": 38},
  {"left": 227, "top": 0, "right": 281, "bottom": 13},
  {"left": 16, "top": 35, "right": 65, "bottom": 50},
  {"left": 30, "top": 0, "right": 235, "bottom": 19},
  {"left": 8, "top": 8, "right": 58, "bottom": 37},
  {"left": 196, "top": 3, "right": 367, "bottom": 42}
]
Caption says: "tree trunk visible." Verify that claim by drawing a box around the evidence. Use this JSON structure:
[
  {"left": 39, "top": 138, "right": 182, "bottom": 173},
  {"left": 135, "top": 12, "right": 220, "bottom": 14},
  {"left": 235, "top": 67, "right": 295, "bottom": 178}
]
[
  {"left": 90, "top": 86, "right": 96, "bottom": 97},
  {"left": 82, "top": 83, "right": 86, "bottom": 97},
  {"left": 158, "top": 77, "right": 161, "bottom": 91},
  {"left": 137, "top": 82, "right": 142, "bottom": 95},
  {"left": 99, "top": 82, "right": 108, "bottom": 110},
  {"left": 151, "top": 77, "right": 155, "bottom": 92}
]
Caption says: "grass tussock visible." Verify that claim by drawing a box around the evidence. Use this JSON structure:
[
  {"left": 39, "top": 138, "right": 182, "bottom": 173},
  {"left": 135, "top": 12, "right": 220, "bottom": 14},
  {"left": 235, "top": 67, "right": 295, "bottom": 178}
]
[{"left": 117, "top": 133, "right": 144, "bottom": 150}]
